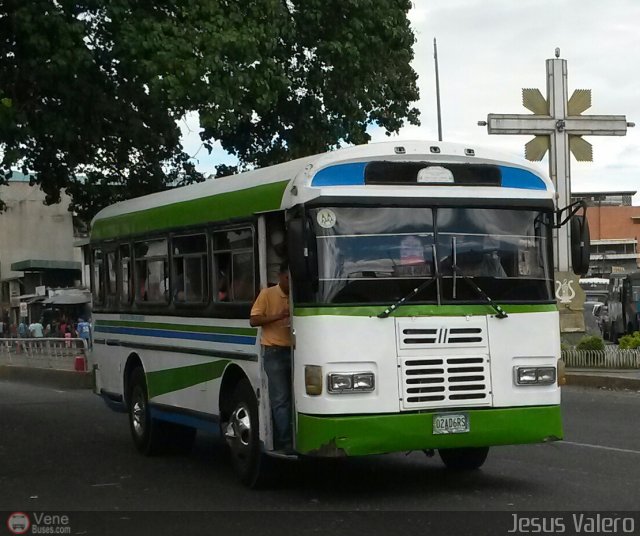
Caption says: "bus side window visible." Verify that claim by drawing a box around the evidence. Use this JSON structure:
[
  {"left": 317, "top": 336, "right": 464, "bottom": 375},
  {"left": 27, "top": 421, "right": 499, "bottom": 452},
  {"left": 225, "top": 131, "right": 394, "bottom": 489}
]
[
  {"left": 172, "top": 234, "right": 208, "bottom": 303},
  {"left": 91, "top": 248, "right": 105, "bottom": 305},
  {"left": 120, "top": 244, "right": 132, "bottom": 304},
  {"left": 213, "top": 228, "right": 255, "bottom": 302},
  {"left": 134, "top": 239, "right": 169, "bottom": 303},
  {"left": 106, "top": 251, "right": 117, "bottom": 297}
]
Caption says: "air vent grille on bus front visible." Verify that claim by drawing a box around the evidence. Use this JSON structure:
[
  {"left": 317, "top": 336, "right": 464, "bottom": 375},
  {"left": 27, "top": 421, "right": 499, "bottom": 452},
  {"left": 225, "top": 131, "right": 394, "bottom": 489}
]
[
  {"left": 399, "top": 327, "right": 485, "bottom": 348},
  {"left": 400, "top": 355, "right": 491, "bottom": 410}
]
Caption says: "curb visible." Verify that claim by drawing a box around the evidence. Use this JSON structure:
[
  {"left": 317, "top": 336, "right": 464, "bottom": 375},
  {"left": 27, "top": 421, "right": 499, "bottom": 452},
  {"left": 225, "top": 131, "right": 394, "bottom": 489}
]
[
  {"left": 565, "top": 373, "right": 640, "bottom": 391},
  {"left": 0, "top": 365, "right": 93, "bottom": 390}
]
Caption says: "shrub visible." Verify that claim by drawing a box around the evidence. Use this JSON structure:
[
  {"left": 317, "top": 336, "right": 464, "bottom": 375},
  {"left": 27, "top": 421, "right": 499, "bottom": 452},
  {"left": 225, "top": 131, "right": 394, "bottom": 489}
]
[
  {"left": 576, "top": 335, "right": 605, "bottom": 351},
  {"left": 619, "top": 331, "right": 640, "bottom": 350}
]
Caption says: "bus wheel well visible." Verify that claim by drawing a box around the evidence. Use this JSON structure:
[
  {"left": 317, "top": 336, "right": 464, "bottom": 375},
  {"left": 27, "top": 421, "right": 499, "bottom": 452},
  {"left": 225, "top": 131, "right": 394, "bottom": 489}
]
[
  {"left": 219, "top": 364, "right": 249, "bottom": 422},
  {"left": 123, "top": 353, "right": 143, "bottom": 409}
]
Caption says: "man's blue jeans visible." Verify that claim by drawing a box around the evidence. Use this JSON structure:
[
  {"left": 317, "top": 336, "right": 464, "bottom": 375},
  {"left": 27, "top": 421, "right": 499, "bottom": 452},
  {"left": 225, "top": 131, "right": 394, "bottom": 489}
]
[{"left": 263, "top": 346, "right": 292, "bottom": 449}]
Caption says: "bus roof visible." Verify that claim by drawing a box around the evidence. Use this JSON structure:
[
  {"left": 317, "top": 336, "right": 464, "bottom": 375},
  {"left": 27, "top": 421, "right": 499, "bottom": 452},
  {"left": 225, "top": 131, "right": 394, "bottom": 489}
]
[{"left": 91, "top": 140, "right": 554, "bottom": 241}]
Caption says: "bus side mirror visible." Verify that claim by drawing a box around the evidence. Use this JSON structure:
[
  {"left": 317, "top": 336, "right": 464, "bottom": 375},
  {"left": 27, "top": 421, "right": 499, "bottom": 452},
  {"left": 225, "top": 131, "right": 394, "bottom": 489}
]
[{"left": 570, "top": 215, "right": 590, "bottom": 276}]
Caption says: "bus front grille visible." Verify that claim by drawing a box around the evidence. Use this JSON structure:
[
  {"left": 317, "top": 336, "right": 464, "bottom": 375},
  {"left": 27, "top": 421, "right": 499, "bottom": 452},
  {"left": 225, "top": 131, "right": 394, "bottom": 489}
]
[{"left": 400, "top": 355, "right": 492, "bottom": 409}]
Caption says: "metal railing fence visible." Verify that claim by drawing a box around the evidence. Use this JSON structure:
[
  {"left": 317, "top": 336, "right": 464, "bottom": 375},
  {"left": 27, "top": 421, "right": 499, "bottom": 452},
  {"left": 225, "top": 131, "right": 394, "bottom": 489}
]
[
  {"left": 562, "top": 346, "right": 640, "bottom": 369},
  {"left": 0, "top": 338, "right": 89, "bottom": 372}
]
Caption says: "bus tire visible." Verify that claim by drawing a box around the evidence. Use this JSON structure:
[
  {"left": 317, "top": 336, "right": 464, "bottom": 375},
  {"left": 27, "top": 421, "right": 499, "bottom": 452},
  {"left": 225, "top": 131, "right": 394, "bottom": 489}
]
[
  {"left": 439, "top": 447, "right": 489, "bottom": 470},
  {"left": 224, "top": 378, "right": 270, "bottom": 487},
  {"left": 127, "top": 367, "right": 170, "bottom": 456}
]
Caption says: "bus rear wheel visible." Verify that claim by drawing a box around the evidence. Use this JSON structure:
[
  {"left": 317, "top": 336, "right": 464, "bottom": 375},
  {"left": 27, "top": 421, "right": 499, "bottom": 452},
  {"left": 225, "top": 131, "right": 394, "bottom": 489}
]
[
  {"left": 224, "top": 379, "right": 271, "bottom": 487},
  {"left": 439, "top": 447, "right": 489, "bottom": 470},
  {"left": 128, "top": 367, "right": 163, "bottom": 455},
  {"left": 127, "top": 367, "right": 196, "bottom": 455}
]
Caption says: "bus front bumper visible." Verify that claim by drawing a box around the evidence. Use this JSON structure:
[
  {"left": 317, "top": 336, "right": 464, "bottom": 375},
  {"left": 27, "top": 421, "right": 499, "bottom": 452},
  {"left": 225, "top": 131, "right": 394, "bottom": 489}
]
[{"left": 296, "top": 405, "right": 562, "bottom": 457}]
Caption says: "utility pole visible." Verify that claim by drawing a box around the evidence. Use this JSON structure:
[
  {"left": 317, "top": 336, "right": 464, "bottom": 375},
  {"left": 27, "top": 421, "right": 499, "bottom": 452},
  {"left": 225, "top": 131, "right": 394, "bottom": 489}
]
[{"left": 434, "top": 38, "right": 443, "bottom": 142}]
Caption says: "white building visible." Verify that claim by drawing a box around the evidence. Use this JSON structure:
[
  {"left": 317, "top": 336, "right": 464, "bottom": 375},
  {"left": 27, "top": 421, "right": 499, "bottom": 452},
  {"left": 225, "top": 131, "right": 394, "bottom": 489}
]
[{"left": 0, "top": 172, "right": 87, "bottom": 324}]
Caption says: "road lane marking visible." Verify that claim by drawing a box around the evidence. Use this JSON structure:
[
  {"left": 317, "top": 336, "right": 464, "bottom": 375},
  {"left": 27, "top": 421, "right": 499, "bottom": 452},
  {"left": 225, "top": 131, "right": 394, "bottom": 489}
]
[{"left": 561, "top": 440, "right": 640, "bottom": 455}]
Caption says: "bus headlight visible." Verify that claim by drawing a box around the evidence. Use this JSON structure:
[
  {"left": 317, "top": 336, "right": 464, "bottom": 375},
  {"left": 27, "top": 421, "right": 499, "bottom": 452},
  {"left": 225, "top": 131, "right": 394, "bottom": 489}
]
[
  {"left": 328, "top": 373, "right": 353, "bottom": 392},
  {"left": 328, "top": 372, "right": 375, "bottom": 393},
  {"left": 353, "top": 373, "right": 375, "bottom": 391},
  {"left": 305, "top": 366, "right": 323, "bottom": 396},
  {"left": 514, "top": 366, "right": 556, "bottom": 386},
  {"left": 536, "top": 367, "right": 557, "bottom": 385}
]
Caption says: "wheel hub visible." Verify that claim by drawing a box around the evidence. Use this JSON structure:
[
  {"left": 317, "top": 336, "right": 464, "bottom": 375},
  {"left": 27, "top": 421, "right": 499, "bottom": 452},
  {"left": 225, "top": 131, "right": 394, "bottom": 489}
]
[
  {"left": 226, "top": 404, "right": 252, "bottom": 456},
  {"left": 131, "top": 388, "right": 146, "bottom": 436}
]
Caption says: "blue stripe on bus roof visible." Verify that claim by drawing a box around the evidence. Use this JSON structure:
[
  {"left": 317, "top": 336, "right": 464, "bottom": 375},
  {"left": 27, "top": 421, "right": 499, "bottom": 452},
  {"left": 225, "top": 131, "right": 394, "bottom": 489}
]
[
  {"left": 311, "top": 162, "right": 367, "bottom": 186},
  {"left": 310, "top": 162, "right": 548, "bottom": 190},
  {"left": 499, "top": 166, "right": 547, "bottom": 190}
]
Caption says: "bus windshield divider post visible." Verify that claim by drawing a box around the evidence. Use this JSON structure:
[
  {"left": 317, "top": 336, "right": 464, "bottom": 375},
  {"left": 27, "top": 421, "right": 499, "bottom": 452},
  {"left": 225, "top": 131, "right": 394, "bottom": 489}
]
[{"left": 452, "top": 237, "right": 457, "bottom": 300}]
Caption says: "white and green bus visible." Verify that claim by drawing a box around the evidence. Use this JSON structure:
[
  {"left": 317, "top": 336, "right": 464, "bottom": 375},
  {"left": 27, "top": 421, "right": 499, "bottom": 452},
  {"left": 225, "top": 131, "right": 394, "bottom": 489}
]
[{"left": 90, "top": 140, "right": 588, "bottom": 486}]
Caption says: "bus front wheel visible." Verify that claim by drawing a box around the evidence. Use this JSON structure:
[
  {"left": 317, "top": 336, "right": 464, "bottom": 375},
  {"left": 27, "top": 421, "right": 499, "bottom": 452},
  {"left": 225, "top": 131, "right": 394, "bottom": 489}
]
[
  {"left": 439, "top": 447, "right": 489, "bottom": 470},
  {"left": 224, "top": 379, "right": 270, "bottom": 487}
]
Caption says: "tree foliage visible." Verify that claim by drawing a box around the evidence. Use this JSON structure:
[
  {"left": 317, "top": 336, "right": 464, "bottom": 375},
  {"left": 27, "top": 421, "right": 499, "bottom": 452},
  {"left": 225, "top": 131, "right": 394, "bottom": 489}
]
[{"left": 0, "top": 0, "right": 419, "bottom": 221}]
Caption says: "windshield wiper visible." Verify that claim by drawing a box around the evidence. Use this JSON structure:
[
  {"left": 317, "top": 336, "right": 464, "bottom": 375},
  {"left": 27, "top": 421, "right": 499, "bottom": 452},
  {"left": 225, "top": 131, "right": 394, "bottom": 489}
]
[
  {"left": 377, "top": 245, "right": 439, "bottom": 319},
  {"left": 377, "top": 277, "right": 437, "bottom": 318},
  {"left": 450, "top": 236, "right": 507, "bottom": 319},
  {"left": 452, "top": 264, "right": 508, "bottom": 319}
]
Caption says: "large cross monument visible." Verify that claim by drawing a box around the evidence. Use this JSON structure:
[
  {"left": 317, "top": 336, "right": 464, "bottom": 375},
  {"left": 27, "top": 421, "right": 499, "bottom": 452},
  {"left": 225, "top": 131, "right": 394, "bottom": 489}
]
[{"left": 479, "top": 49, "right": 633, "bottom": 333}]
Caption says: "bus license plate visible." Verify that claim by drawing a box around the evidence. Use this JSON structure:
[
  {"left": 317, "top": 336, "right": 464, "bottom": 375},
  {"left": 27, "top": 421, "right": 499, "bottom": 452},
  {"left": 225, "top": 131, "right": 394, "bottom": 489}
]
[{"left": 433, "top": 413, "right": 470, "bottom": 435}]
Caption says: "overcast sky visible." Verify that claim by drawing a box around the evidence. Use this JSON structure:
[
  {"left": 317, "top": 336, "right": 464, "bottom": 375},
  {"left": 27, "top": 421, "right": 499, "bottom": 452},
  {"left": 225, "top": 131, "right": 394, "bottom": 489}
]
[{"left": 181, "top": 0, "right": 640, "bottom": 202}]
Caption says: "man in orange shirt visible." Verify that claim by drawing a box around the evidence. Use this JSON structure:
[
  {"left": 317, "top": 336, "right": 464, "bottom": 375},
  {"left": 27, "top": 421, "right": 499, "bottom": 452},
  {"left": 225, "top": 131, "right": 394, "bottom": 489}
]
[{"left": 250, "top": 262, "right": 292, "bottom": 450}]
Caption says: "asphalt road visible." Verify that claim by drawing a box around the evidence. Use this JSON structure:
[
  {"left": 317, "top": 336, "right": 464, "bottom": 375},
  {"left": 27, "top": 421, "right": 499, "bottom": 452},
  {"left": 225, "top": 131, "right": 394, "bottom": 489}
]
[{"left": 1, "top": 380, "right": 639, "bottom": 533}]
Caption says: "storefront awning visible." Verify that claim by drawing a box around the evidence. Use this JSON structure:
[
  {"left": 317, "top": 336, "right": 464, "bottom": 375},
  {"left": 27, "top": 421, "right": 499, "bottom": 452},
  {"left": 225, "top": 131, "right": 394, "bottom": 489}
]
[
  {"left": 10, "top": 259, "right": 82, "bottom": 271},
  {"left": 42, "top": 293, "right": 91, "bottom": 305}
]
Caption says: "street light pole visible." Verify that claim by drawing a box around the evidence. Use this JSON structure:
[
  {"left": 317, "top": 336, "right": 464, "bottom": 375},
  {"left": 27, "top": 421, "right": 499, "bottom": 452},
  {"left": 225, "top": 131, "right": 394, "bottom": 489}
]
[{"left": 434, "top": 38, "right": 443, "bottom": 142}]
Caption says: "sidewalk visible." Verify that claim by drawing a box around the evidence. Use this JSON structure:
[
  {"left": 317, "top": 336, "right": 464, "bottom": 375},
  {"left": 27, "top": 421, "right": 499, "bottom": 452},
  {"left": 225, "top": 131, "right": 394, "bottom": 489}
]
[
  {"left": 0, "top": 337, "right": 92, "bottom": 389},
  {"left": 565, "top": 368, "right": 640, "bottom": 391}
]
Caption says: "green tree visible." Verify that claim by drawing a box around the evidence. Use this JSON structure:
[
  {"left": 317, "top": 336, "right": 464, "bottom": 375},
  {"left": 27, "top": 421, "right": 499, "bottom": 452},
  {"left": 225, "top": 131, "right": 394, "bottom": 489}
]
[{"left": 0, "top": 0, "right": 419, "bottom": 221}]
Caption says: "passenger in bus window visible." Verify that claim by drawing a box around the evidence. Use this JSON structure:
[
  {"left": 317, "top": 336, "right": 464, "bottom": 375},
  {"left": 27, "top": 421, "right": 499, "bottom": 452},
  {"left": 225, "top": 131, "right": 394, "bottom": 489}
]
[
  {"left": 217, "top": 272, "right": 229, "bottom": 302},
  {"left": 174, "top": 263, "right": 186, "bottom": 302},
  {"left": 457, "top": 235, "right": 507, "bottom": 278},
  {"left": 249, "top": 262, "right": 292, "bottom": 452},
  {"left": 267, "top": 228, "right": 286, "bottom": 285}
]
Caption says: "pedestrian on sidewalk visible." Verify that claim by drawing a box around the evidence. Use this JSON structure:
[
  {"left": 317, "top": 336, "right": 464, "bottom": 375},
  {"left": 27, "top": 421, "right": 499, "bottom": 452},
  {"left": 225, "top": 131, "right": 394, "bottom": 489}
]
[{"left": 77, "top": 317, "right": 92, "bottom": 349}]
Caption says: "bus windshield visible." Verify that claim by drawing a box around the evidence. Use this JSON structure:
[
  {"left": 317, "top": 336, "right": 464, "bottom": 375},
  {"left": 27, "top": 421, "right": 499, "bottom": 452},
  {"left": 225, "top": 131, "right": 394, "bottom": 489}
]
[{"left": 309, "top": 206, "right": 553, "bottom": 305}]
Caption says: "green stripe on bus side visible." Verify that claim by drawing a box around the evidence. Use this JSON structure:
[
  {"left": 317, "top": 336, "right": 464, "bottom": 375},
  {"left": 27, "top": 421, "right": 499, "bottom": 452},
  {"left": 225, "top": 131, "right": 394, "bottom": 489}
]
[
  {"left": 92, "top": 180, "right": 290, "bottom": 240},
  {"left": 293, "top": 304, "right": 557, "bottom": 317},
  {"left": 296, "top": 405, "right": 562, "bottom": 456},
  {"left": 146, "top": 360, "right": 230, "bottom": 399},
  {"left": 96, "top": 319, "right": 256, "bottom": 336}
]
